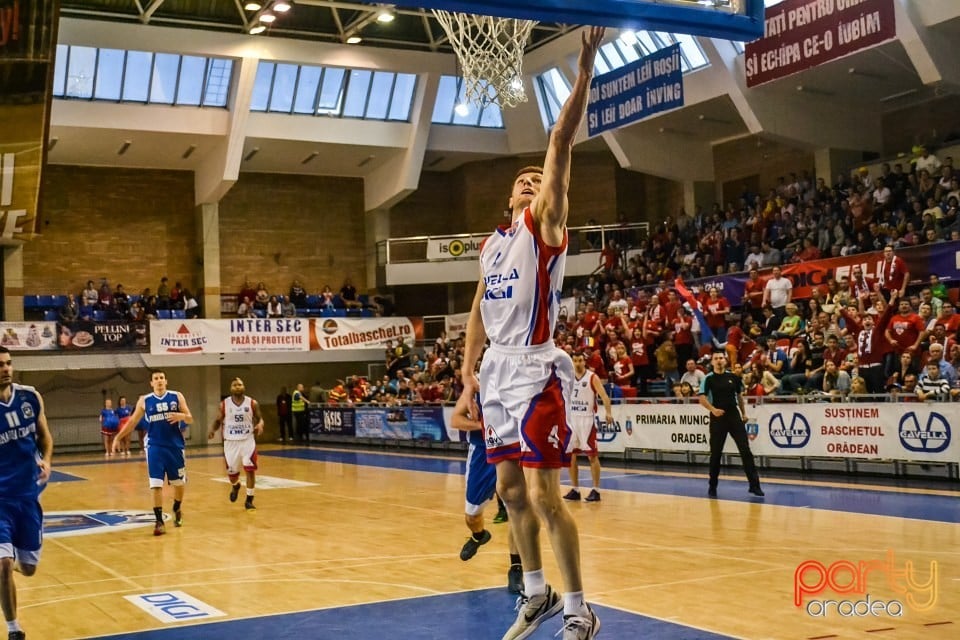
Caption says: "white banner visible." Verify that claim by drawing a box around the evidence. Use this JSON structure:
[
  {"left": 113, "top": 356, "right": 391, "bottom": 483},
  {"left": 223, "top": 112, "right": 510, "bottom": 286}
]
[
  {"left": 150, "top": 318, "right": 310, "bottom": 354},
  {"left": 597, "top": 402, "right": 959, "bottom": 462},
  {"left": 312, "top": 316, "right": 416, "bottom": 350},
  {"left": 444, "top": 312, "right": 470, "bottom": 338},
  {"left": 559, "top": 296, "right": 577, "bottom": 319},
  {"left": 426, "top": 234, "right": 486, "bottom": 261},
  {"left": 751, "top": 403, "right": 958, "bottom": 462},
  {"left": 0, "top": 321, "right": 58, "bottom": 351}
]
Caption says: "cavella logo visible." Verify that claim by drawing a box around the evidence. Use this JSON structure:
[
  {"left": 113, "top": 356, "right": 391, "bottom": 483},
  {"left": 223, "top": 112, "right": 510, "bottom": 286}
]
[
  {"left": 158, "top": 323, "right": 207, "bottom": 353},
  {"left": 1, "top": 153, "right": 31, "bottom": 239}
]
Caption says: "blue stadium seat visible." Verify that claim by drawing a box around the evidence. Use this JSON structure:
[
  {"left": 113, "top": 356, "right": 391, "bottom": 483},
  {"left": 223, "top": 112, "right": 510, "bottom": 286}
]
[
  {"left": 306, "top": 295, "right": 320, "bottom": 308},
  {"left": 92, "top": 309, "right": 106, "bottom": 322},
  {"left": 254, "top": 308, "right": 266, "bottom": 318},
  {"left": 38, "top": 295, "right": 56, "bottom": 309},
  {"left": 52, "top": 295, "right": 69, "bottom": 308},
  {"left": 43, "top": 309, "right": 58, "bottom": 321},
  {"left": 156, "top": 309, "right": 172, "bottom": 319},
  {"left": 171, "top": 310, "right": 186, "bottom": 319},
  {"left": 79, "top": 305, "right": 94, "bottom": 317},
  {"left": 646, "top": 379, "right": 668, "bottom": 397},
  {"left": 360, "top": 309, "right": 374, "bottom": 317},
  {"left": 23, "top": 295, "right": 40, "bottom": 310}
]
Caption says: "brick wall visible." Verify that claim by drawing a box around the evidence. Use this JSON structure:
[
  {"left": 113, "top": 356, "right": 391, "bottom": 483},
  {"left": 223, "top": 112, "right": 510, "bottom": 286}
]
[
  {"left": 29, "top": 166, "right": 197, "bottom": 296},
  {"left": 218, "top": 172, "right": 366, "bottom": 296}
]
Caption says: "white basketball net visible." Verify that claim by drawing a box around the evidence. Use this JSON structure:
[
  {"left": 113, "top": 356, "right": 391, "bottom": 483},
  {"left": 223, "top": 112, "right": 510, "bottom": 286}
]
[{"left": 432, "top": 10, "right": 537, "bottom": 109}]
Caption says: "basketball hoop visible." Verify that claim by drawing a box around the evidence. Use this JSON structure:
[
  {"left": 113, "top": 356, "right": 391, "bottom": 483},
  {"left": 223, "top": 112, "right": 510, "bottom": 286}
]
[{"left": 432, "top": 10, "right": 537, "bottom": 109}]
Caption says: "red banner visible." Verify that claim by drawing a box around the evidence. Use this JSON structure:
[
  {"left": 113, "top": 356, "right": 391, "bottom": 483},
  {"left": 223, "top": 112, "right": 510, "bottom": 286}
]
[{"left": 745, "top": 0, "right": 896, "bottom": 88}]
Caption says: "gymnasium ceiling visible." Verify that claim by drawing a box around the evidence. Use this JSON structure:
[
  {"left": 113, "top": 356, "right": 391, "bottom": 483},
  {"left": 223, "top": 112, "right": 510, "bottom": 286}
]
[{"left": 58, "top": 0, "right": 578, "bottom": 52}]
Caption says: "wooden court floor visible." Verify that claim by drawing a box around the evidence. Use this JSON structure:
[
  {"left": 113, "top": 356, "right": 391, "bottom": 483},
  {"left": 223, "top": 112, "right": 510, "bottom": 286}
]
[{"left": 18, "top": 444, "right": 960, "bottom": 639}]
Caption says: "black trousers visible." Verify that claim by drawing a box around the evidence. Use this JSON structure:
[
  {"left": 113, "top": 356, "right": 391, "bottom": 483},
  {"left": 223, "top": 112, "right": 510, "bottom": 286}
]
[
  {"left": 294, "top": 411, "right": 309, "bottom": 442},
  {"left": 709, "top": 412, "right": 759, "bottom": 488},
  {"left": 860, "top": 364, "right": 885, "bottom": 394},
  {"left": 278, "top": 414, "right": 293, "bottom": 440}
]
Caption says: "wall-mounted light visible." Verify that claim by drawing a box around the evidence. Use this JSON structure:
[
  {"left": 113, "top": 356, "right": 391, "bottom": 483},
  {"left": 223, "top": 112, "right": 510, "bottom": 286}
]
[
  {"left": 117, "top": 140, "right": 132, "bottom": 155},
  {"left": 274, "top": 1, "right": 292, "bottom": 12},
  {"left": 243, "top": 147, "right": 260, "bottom": 162},
  {"left": 301, "top": 151, "right": 320, "bottom": 165},
  {"left": 244, "top": 2, "right": 262, "bottom": 11},
  {"left": 182, "top": 145, "right": 197, "bottom": 160},
  {"left": 249, "top": 24, "right": 266, "bottom": 34},
  {"left": 259, "top": 12, "right": 276, "bottom": 23},
  {"left": 377, "top": 7, "right": 396, "bottom": 23},
  {"left": 346, "top": 35, "right": 363, "bottom": 44}
]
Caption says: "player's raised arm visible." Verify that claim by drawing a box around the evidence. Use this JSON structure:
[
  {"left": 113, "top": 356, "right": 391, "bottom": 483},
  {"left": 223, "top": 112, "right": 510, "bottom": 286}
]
[{"left": 533, "top": 26, "right": 604, "bottom": 240}]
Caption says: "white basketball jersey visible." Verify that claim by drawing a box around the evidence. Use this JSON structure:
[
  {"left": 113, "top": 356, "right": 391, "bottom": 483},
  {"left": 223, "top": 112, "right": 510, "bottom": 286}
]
[
  {"left": 570, "top": 371, "right": 597, "bottom": 417},
  {"left": 479, "top": 207, "right": 567, "bottom": 347},
  {"left": 222, "top": 396, "right": 255, "bottom": 441}
]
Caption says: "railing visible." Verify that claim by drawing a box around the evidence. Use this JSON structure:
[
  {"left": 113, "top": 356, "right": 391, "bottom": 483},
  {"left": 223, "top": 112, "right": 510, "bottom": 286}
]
[{"left": 377, "top": 222, "right": 650, "bottom": 265}]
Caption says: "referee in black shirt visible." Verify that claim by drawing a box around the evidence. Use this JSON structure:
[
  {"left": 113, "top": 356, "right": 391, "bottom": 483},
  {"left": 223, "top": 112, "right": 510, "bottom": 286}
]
[{"left": 698, "top": 351, "right": 764, "bottom": 498}]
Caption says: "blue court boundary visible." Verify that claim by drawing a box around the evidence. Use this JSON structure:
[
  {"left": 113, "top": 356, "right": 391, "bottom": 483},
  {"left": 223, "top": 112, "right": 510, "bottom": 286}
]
[
  {"left": 85, "top": 587, "right": 735, "bottom": 640},
  {"left": 263, "top": 448, "right": 960, "bottom": 524}
]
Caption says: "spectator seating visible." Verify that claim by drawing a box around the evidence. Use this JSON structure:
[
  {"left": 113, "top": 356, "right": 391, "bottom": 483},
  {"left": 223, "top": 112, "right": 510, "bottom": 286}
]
[
  {"left": 43, "top": 309, "right": 58, "bottom": 321},
  {"left": 156, "top": 309, "right": 172, "bottom": 319},
  {"left": 171, "top": 310, "right": 186, "bottom": 319}
]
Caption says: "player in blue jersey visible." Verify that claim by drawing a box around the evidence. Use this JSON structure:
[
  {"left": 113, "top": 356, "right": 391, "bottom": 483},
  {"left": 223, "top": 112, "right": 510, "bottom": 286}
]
[
  {"left": 451, "top": 397, "right": 523, "bottom": 594},
  {"left": 0, "top": 346, "right": 54, "bottom": 640},
  {"left": 113, "top": 370, "right": 194, "bottom": 536}
]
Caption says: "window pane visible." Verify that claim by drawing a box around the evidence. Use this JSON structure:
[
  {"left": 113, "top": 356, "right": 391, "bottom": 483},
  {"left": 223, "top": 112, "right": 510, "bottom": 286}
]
[
  {"left": 431, "top": 75, "right": 459, "bottom": 124},
  {"left": 176, "top": 55, "right": 206, "bottom": 105},
  {"left": 93, "top": 48, "right": 124, "bottom": 100},
  {"left": 675, "top": 33, "right": 708, "bottom": 69},
  {"left": 636, "top": 32, "right": 659, "bottom": 55},
  {"left": 388, "top": 73, "right": 416, "bottom": 121},
  {"left": 293, "top": 65, "right": 321, "bottom": 114},
  {"left": 150, "top": 53, "right": 179, "bottom": 104},
  {"left": 599, "top": 42, "right": 625, "bottom": 70},
  {"left": 269, "top": 63, "right": 298, "bottom": 113},
  {"left": 593, "top": 50, "right": 612, "bottom": 75},
  {"left": 250, "top": 61, "right": 275, "bottom": 111},
  {"left": 317, "top": 67, "right": 345, "bottom": 114},
  {"left": 342, "top": 70, "right": 372, "bottom": 118},
  {"left": 122, "top": 50, "right": 152, "bottom": 101},
  {"left": 615, "top": 40, "right": 640, "bottom": 64},
  {"left": 478, "top": 103, "right": 503, "bottom": 128},
  {"left": 203, "top": 58, "right": 232, "bottom": 106},
  {"left": 365, "top": 72, "right": 395, "bottom": 119},
  {"left": 53, "top": 44, "right": 67, "bottom": 96},
  {"left": 65, "top": 45, "right": 96, "bottom": 98}
]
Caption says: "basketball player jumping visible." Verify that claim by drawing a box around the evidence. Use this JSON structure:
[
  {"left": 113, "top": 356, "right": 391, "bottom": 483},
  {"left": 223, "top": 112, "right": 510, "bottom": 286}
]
[{"left": 458, "top": 26, "right": 605, "bottom": 640}]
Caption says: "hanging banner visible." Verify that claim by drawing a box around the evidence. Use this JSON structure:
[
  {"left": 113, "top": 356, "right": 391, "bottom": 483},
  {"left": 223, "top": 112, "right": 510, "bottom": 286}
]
[
  {"left": 679, "top": 240, "right": 960, "bottom": 303},
  {"left": 587, "top": 43, "right": 683, "bottom": 137},
  {"left": 444, "top": 312, "right": 470, "bottom": 338},
  {"left": 745, "top": 0, "right": 896, "bottom": 87},
  {"left": 61, "top": 321, "right": 149, "bottom": 351},
  {"left": 1, "top": 0, "right": 59, "bottom": 242},
  {"left": 150, "top": 318, "right": 310, "bottom": 354},
  {"left": 310, "top": 316, "right": 417, "bottom": 351},
  {"left": 0, "top": 321, "right": 57, "bottom": 350},
  {"left": 426, "top": 234, "right": 487, "bottom": 261}
]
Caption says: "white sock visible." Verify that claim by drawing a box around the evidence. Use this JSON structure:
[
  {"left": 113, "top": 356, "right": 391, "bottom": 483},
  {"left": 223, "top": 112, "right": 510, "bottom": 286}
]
[
  {"left": 7, "top": 620, "right": 22, "bottom": 632},
  {"left": 563, "top": 591, "right": 589, "bottom": 617},
  {"left": 523, "top": 570, "right": 546, "bottom": 596},
  {"left": 246, "top": 488, "right": 255, "bottom": 497}
]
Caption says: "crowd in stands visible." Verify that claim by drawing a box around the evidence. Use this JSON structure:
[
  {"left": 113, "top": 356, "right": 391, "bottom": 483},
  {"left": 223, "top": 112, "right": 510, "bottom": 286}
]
[
  {"left": 54, "top": 277, "right": 201, "bottom": 323},
  {"left": 549, "top": 148, "right": 960, "bottom": 402},
  {"left": 320, "top": 149, "right": 960, "bottom": 406},
  {"left": 234, "top": 278, "right": 393, "bottom": 318}
]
